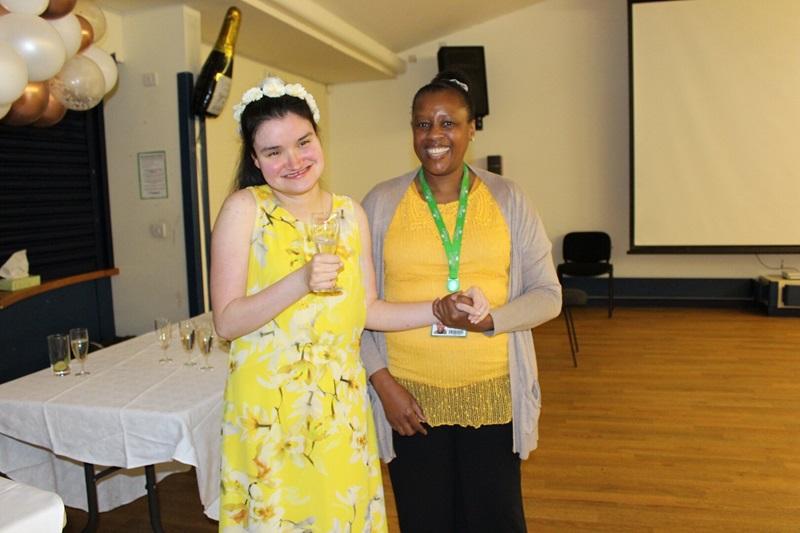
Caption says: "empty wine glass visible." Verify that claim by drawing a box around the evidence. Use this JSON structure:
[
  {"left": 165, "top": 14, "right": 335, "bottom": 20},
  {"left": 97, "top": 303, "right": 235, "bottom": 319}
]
[
  {"left": 179, "top": 319, "right": 196, "bottom": 366},
  {"left": 69, "top": 328, "right": 90, "bottom": 376},
  {"left": 309, "top": 211, "right": 341, "bottom": 293},
  {"left": 154, "top": 317, "right": 173, "bottom": 364},
  {"left": 196, "top": 324, "right": 213, "bottom": 371}
]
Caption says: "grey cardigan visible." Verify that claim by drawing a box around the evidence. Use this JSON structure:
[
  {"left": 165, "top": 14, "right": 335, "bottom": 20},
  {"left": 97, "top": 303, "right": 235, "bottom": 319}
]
[{"left": 360, "top": 165, "right": 562, "bottom": 461}]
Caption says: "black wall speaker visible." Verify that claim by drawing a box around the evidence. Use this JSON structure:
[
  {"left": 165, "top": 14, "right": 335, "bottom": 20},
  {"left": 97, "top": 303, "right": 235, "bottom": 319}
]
[
  {"left": 437, "top": 46, "right": 489, "bottom": 129},
  {"left": 487, "top": 155, "right": 502, "bottom": 175}
]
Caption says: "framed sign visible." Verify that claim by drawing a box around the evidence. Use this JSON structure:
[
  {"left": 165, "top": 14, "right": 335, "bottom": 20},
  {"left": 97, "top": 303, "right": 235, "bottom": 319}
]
[{"left": 138, "top": 151, "right": 168, "bottom": 199}]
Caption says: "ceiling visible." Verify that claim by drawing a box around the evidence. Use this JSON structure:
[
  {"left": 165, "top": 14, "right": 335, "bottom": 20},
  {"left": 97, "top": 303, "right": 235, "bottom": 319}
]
[
  {"left": 307, "top": 0, "right": 542, "bottom": 53},
  {"left": 95, "top": 0, "right": 543, "bottom": 84}
]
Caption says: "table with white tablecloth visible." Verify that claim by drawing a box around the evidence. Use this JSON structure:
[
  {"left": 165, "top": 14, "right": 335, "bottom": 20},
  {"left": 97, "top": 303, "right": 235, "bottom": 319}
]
[
  {"left": 0, "top": 326, "right": 228, "bottom": 524},
  {"left": 0, "top": 476, "right": 65, "bottom": 533}
]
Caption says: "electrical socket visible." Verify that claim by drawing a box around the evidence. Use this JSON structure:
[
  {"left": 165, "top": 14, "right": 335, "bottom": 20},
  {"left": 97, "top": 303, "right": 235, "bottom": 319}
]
[{"left": 142, "top": 72, "right": 159, "bottom": 87}]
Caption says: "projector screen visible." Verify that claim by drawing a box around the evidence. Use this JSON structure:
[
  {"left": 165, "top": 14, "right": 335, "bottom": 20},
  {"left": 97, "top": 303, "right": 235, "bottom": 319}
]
[{"left": 629, "top": 0, "right": 800, "bottom": 253}]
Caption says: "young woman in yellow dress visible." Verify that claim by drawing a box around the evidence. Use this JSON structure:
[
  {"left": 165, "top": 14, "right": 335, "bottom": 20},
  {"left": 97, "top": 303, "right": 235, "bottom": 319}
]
[{"left": 210, "top": 77, "right": 488, "bottom": 532}]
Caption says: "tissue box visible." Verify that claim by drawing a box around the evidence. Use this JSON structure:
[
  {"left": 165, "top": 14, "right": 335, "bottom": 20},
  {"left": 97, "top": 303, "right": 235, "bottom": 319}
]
[{"left": 0, "top": 275, "right": 41, "bottom": 291}]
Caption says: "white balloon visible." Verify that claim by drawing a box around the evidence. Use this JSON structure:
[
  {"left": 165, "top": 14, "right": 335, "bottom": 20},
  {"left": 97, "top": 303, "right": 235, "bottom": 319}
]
[
  {"left": 0, "top": 42, "right": 28, "bottom": 105},
  {"left": 49, "top": 54, "right": 105, "bottom": 110},
  {"left": 49, "top": 14, "right": 82, "bottom": 59},
  {"left": 0, "top": 0, "right": 48, "bottom": 15},
  {"left": 0, "top": 102, "right": 10, "bottom": 120},
  {"left": 0, "top": 13, "right": 66, "bottom": 82},
  {"left": 81, "top": 45, "right": 117, "bottom": 94}
]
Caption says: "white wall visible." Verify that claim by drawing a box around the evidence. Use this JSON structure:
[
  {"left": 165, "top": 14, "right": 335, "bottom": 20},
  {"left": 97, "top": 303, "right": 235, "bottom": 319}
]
[
  {"left": 327, "top": 0, "right": 799, "bottom": 278},
  {"left": 104, "top": 5, "right": 201, "bottom": 336}
]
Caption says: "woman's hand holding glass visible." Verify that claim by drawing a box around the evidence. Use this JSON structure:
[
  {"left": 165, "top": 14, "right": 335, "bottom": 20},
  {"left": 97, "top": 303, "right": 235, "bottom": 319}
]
[
  {"left": 306, "top": 212, "right": 342, "bottom": 293},
  {"left": 305, "top": 253, "right": 342, "bottom": 293}
]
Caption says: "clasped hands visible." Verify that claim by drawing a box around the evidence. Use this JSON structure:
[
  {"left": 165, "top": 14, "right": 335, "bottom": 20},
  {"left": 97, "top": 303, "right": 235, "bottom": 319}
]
[
  {"left": 304, "top": 249, "right": 495, "bottom": 334},
  {"left": 433, "top": 286, "right": 493, "bottom": 332}
]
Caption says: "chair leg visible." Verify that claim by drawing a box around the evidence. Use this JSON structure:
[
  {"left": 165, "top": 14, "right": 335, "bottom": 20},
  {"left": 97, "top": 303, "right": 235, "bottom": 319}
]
[
  {"left": 563, "top": 305, "right": 578, "bottom": 367},
  {"left": 569, "top": 308, "right": 579, "bottom": 354},
  {"left": 608, "top": 272, "right": 614, "bottom": 318},
  {"left": 563, "top": 306, "right": 573, "bottom": 351}
]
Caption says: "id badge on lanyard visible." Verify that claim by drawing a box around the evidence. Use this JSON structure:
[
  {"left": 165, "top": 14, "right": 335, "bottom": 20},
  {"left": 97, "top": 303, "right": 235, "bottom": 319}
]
[{"left": 418, "top": 165, "right": 471, "bottom": 338}]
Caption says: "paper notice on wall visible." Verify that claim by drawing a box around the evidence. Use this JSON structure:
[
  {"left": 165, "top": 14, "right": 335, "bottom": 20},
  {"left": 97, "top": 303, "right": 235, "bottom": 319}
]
[{"left": 138, "top": 151, "right": 168, "bottom": 199}]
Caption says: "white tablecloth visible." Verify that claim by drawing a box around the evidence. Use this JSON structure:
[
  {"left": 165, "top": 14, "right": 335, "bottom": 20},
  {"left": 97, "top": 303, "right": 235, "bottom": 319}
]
[
  {"left": 0, "top": 326, "right": 227, "bottom": 519},
  {"left": 0, "top": 476, "right": 64, "bottom": 532}
]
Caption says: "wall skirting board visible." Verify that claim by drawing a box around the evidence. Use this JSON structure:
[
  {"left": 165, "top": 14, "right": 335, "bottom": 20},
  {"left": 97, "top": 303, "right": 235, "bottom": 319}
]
[{"left": 562, "top": 277, "right": 756, "bottom": 306}]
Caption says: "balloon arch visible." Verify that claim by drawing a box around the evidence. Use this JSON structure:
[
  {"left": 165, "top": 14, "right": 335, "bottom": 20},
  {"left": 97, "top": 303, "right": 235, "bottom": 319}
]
[{"left": 0, "top": 0, "right": 118, "bottom": 127}]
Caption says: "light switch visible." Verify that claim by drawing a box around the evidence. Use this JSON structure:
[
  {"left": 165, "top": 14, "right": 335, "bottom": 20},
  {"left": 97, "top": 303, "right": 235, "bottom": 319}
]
[
  {"left": 142, "top": 72, "right": 159, "bottom": 87},
  {"left": 150, "top": 222, "right": 169, "bottom": 239}
]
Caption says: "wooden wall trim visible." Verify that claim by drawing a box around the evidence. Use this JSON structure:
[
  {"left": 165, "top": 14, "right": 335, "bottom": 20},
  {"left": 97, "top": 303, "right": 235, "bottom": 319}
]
[{"left": 0, "top": 268, "right": 119, "bottom": 309}]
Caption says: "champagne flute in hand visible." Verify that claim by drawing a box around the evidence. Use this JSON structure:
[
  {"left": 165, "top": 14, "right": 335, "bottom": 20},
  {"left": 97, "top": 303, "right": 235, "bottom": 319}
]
[
  {"left": 69, "top": 328, "right": 90, "bottom": 376},
  {"left": 197, "top": 325, "right": 214, "bottom": 371},
  {"left": 154, "top": 318, "right": 173, "bottom": 363},
  {"left": 309, "top": 212, "right": 341, "bottom": 293},
  {"left": 179, "top": 319, "right": 196, "bottom": 366}
]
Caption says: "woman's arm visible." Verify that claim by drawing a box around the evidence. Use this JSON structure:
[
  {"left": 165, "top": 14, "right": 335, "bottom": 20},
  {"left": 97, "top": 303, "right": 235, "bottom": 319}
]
[
  {"left": 489, "top": 189, "right": 562, "bottom": 335},
  {"left": 210, "top": 189, "right": 342, "bottom": 340},
  {"left": 356, "top": 201, "right": 433, "bottom": 330},
  {"left": 355, "top": 202, "right": 485, "bottom": 331}
]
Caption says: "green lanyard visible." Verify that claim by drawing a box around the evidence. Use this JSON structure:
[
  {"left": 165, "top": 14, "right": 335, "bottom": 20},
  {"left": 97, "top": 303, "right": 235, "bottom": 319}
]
[{"left": 417, "top": 164, "right": 470, "bottom": 292}]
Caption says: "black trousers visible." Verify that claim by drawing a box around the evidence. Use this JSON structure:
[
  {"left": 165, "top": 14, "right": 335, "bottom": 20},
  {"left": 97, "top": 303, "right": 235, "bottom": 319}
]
[{"left": 388, "top": 423, "right": 526, "bottom": 533}]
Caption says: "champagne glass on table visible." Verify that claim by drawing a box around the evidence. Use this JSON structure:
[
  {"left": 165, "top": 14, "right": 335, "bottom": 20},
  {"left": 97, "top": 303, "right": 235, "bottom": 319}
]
[
  {"left": 309, "top": 211, "right": 341, "bottom": 293},
  {"left": 69, "top": 328, "right": 90, "bottom": 376},
  {"left": 179, "top": 319, "right": 196, "bottom": 366},
  {"left": 196, "top": 324, "right": 214, "bottom": 371},
  {"left": 154, "top": 318, "right": 173, "bottom": 364}
]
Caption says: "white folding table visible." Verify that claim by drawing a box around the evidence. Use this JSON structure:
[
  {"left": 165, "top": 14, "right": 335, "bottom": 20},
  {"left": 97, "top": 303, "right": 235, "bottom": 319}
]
[{"left": 0, "top": 327, "right": 227, "bottom": 531}]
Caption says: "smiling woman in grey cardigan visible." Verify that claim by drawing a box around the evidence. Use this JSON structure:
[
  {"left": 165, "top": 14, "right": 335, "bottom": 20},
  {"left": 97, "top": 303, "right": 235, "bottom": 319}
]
[{"left": 360, "top": 72, "right": 561, "bottom": 533}]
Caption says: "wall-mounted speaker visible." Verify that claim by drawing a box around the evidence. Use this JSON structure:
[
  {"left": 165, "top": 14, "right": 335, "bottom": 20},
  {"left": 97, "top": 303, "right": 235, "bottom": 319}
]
[
  {"left": 437, "top": 46, "right": 489, "bottom": 129},
  {"left": 487, "top": 154, "right": 502, "bottom": 175}
]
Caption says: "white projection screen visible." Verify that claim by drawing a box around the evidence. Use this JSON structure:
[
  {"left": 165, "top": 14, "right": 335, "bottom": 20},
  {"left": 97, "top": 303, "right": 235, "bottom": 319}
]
[{"left": 629, "top": 0, "right": 800, "bottom": 253}]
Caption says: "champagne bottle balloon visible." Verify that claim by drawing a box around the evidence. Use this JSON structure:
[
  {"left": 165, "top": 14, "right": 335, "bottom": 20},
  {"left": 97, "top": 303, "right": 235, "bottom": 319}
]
[{"left": 192, "top": 6, "right": 241, "bottom": 117}]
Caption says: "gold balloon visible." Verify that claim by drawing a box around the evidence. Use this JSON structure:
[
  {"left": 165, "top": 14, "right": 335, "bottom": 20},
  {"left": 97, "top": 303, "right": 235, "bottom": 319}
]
[
  {"left": 41, "top": 0, "right": 78, "bottom": 19},
  {"left": 32, "top": 92, "right": 67, "bottom": 127},
  {"left": 76, "top": 14, "right": 93, "bottom": 52},
  {"left": 73, "top": 0, "right": 105, "bottom": 42},
  {"left": 0, "top": 6, "right": 8, "bottom": 15},
  {"left": 0, "top": 82, "right": 49, "bottom": 126}
]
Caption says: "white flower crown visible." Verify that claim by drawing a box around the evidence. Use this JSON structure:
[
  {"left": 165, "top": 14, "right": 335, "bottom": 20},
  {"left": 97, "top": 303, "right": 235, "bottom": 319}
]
[{"left": 232, "top": 76, "right": 321, "bottom": 126}]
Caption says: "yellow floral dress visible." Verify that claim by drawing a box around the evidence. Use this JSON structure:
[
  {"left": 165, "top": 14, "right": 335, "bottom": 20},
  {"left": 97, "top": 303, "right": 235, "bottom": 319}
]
[{"left": 219, "top": 186, "right": 387, "bottom": 533}]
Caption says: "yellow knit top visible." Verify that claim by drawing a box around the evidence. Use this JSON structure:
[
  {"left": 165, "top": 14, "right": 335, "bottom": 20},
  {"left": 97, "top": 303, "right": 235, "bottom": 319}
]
[{"left": 384, "top": 179, "right": 511, "bottom": 427}]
